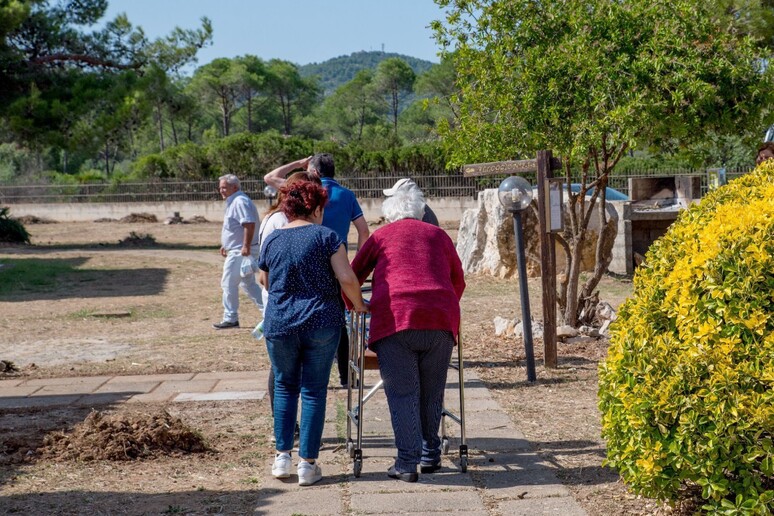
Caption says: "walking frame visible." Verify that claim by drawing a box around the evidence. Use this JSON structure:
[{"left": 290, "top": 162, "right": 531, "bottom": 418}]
[{"left": 344, "top": 307, "right": 468, "bottom": 477}]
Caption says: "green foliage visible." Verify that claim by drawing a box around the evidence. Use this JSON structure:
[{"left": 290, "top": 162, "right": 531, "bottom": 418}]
[
  {"left": 599, "top": 164, "right": 774, "bottom": 513},
  {"left": 0, "top": 207, "right": 30, "bottom": 244},
  {"left": 433, "top": 0, "right": 772, "bottom": 168},
  {"left": 161, "top": 143, "right": 211, "bottom": 180},
  {"left": 133, "top": 154, "right": 170, "bottom": 179},
  {"left": 0, "top": 143, "right": 34, "bottom": 182},
  {"left": 434, "top": 0, "right": 774, "bottom": 326},
  {"left": 206, "top": 132, "right": 314, "bottom": 177},
  {"left": 299, "top": 51, "right": 435, "bottom": 95},
  {"left": 374, "top": 58, "right": 416, "bottom": 132}
]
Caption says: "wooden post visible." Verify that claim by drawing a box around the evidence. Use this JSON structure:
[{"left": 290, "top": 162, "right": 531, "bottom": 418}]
[
  {"left": 463, "top": 151, "right": 561, "bottom": 371},
  {"left": 536, "top": 151, "right": 558, "bottom": 368}
]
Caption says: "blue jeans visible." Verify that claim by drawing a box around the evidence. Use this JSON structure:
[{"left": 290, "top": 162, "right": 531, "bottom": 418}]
[{"left": 267, "top": 326, "right": 340, "bottom": 459}]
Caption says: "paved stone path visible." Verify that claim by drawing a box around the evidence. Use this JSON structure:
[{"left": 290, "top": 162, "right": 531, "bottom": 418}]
[{"left": 0, "top": 370, "right": 587, "bottom": 515}]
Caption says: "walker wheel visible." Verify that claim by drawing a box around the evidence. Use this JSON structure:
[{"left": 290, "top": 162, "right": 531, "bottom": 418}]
[
  {"left": 353, "top": 458, "right": 362, "bottom": 477},
  {"left": 460, "top": 455, "right": 468, "bottom": 472},
  {"left": 346, "top": 440, "right": 355, "bottom": 458},
  {"left": 441, "top": 438, "right": 450, "bottom": 455}
]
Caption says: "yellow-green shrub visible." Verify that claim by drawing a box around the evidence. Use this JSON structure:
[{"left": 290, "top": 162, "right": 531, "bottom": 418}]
[{"left": 599, "top": 164, "right": 774, "bottom": 514}]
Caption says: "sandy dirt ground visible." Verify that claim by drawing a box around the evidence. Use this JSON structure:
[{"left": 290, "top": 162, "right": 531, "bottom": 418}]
[{"left": 0, "top": 219, "right": 673, "bottom": 515}]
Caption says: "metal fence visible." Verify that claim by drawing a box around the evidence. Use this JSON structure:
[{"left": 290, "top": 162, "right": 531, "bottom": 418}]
[{"left": 0, "top": 168, "right": 753, "bottom": 204}]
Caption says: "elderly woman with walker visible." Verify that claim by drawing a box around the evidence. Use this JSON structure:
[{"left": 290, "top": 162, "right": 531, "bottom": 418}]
[{"left": 348, "top": 187, "right": 465, "bottom": 482}]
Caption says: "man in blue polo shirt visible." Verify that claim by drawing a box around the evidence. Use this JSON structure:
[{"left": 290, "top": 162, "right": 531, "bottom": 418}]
[{"left": 265, "top": 154, "right": 369, "bottom": 386}]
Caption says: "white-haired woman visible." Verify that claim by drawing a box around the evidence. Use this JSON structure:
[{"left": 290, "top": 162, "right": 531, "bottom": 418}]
[{"left": 348, "top": 187, "right": 465, "bottom": 482}]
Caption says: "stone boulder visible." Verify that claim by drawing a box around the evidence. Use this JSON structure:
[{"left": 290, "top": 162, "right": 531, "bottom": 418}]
[{"left": 456, "top": 188, "right": 618, "bottom": 278}]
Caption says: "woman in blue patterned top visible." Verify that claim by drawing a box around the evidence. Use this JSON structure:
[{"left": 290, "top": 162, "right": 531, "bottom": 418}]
[{"left": 257, "top": 180, "right": 367, "bottom": 486}]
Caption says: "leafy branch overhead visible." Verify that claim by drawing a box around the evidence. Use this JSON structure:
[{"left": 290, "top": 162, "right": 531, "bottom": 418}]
[
  {"left": 1, "top": 0, "right": 212, "bottom": 104},
  {"left": 433, "top": 0, "right": 774, "bottom": 326}
]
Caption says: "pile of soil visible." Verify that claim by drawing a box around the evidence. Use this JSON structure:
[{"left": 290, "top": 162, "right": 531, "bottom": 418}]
[
  {"left": 188, "top": 215, "right": 209, "bottom": 223},
  {"left": 117, "top": 231, "right": 156, "bottom": 247},
  {"left": 120, "top": 213, "right": 158, "bottom": 223},
  {"left": 40, "top": 410, "right": 209, "bottom": 461},
  {"left": 15, "top": 215, "right": 57, "bottom": 224}
]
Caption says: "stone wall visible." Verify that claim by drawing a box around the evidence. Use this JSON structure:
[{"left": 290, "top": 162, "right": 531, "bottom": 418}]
[{"left": 6, "top": 197, "right": 478, "bottom": 223}]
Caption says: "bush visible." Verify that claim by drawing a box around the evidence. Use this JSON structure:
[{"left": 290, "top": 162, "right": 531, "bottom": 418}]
[
  {"left": 0, "top": 207, "right": 31, "bottom": 244},
  {"left": 162, "top": 143, "right": 211, "bottom": 180},
  {"left": 598, "top": 164, "right": 774, "bottom": 513},
  {"left": 132, "top": 154, "right": 169, "bottom": 179}
]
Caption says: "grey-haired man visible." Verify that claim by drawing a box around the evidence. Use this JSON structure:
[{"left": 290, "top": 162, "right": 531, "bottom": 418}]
[{"left": 214, "top": 174, "right": 263, "bottom": 329}]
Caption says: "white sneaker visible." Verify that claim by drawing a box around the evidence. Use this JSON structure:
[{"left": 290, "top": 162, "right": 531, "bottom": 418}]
[
  {"left": 272, "top": 452, "right": 292, "bottom": 479},
  {"left": 297, "top": 460, "right": 322, "bottom": 486}
]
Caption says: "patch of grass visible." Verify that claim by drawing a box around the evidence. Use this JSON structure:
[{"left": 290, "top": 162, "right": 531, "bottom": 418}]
[
  {"left": 0, "top": 258, "right": 84, "bottom": 296},
  {"left": 65, "top": 305, "right": 172, "bottom": 320},
  {"left": 335, "top": 398, "right": 347, "bottom": 440},
  {"left": 130, "top": 305, "right": 173, "bottom": 319},
  {"left": 67, "top": 308, "right": 96, "bottom": 319}
]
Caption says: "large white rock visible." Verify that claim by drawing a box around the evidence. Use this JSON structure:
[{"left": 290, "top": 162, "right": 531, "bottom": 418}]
[
  {"left": 513, "top": 319, "right": 544, "bottom": 340},
  {"left": 456, "top": 188, "right": 618, "bottom": 278},
  {"left": 493, "top": 316, "right": 516, "bottom": 336}
]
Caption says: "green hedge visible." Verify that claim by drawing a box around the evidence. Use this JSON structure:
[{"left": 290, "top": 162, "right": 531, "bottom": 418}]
[
  {"left": 599, "top": 164, "right": 774, "bottom": 513},
  {"left": 130, "top": 133, "right": 448, "bottom": 181}
]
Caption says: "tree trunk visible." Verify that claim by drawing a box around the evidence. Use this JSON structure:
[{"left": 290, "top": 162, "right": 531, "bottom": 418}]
[
  {"left": 246, "top": 93, "right": 253, "bottom": 133},
  {"left": 391, "top": 88, "right": 399, "bottom": 132},
  {"left": 104, "top": 140, "right": 110, "bottom": 177},
  {"left": 221, "top": 104, "right": 230, "bottom": 136},
  {"left": 156, "top": 105, "right": 165, "bottom": 151},
  {"left": 563, "top": 231, "right": 586, "bottom": 326}
]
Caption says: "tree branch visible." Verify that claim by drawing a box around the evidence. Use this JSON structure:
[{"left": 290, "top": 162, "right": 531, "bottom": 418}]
[{"left": 31, "top": 53, "right": 142, "bottom": 70}]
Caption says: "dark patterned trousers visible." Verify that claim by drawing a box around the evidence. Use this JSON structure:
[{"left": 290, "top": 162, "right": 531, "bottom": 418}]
[{"left": 371, "top": 329, "right": 454, "bottom": 473}]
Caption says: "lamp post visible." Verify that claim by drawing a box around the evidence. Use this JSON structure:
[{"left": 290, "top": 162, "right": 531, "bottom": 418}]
[
  {"left": 498, "top": 176, "right": 537, "bottom": 382},
  {"left": 263, "top": 185, "right": 277, "bottom": 208}
]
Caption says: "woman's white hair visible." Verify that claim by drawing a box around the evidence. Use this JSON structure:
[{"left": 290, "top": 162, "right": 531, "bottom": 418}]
[{"left": 382, "top": 186, "right": 425, "bottom": 222}]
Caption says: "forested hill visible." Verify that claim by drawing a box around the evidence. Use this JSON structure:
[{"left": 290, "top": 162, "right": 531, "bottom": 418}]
[{"left": 299, "top": 50, "right": 436, "bottom": 94}]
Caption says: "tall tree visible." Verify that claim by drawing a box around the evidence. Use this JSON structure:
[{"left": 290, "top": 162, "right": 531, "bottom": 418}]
[
  {"left": 264, "top": 59, "right": 320, "bottom": 135},
  {"left": 0, "top": 0, "right": 211, "bottom": 175},
  {"left": 189, "top": 58, "right": 245, "bottom": 136},
  {"left": 373, "top": 57, "right": 416, "bottom": 134},
  {"left": 433, "top": 0, "right": 773, "bottom": 326},
  {"left": 234, "top": 55, "right": 270, "bottom": 133},
  {"left": 318, "top": 69, "right": 383, "bottom": 142}
]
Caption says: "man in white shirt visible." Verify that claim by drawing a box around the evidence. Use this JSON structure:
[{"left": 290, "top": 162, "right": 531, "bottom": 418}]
[{"left": 214, "top": 174, "right": 263, "bottom": 329}]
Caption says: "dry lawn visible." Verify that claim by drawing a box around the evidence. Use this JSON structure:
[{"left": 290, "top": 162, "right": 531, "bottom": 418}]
[{"left": 0, "top": 219, "right": 671, "bottom": 515}]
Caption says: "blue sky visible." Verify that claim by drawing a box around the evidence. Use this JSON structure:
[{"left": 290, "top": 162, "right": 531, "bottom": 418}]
[{"left": 102, "top": 0, "right": 445, "bottom": 68}]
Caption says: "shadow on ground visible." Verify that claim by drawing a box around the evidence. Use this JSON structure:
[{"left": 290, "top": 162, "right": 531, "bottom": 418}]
[{"left": 0, "top": 257, "right": 169, "bottom": 301}]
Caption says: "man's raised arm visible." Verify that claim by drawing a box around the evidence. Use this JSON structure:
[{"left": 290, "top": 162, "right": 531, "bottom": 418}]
[{"left": 263, "top": 156, "right": 311, "bottom": 189}]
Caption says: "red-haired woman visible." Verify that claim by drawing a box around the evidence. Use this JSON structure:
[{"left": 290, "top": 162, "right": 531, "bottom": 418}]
[{"left": 257, "top": 180, "right": 367, "bottom": 486}]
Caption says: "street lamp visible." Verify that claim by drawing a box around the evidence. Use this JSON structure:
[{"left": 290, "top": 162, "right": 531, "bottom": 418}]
[
  {"left": 498, "top": 176, "right": 537, "bottom": 382},
  {"left": 263, "top": 184, "right": 277, "bottom": 208}
]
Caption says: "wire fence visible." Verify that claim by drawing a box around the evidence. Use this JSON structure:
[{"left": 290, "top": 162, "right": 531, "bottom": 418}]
[{"left": 0, "top": 168, "right": 753, "bottom": 204}]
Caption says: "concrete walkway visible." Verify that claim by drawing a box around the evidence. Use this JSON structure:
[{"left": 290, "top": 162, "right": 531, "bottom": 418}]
[{"left": 0, "top": 370, "right": 587, "bottom": 515}]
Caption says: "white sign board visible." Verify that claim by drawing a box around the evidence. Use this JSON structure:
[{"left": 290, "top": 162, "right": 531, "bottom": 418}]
[{"left": 547, "top": 179, "right": 563, "bottom": 233}]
